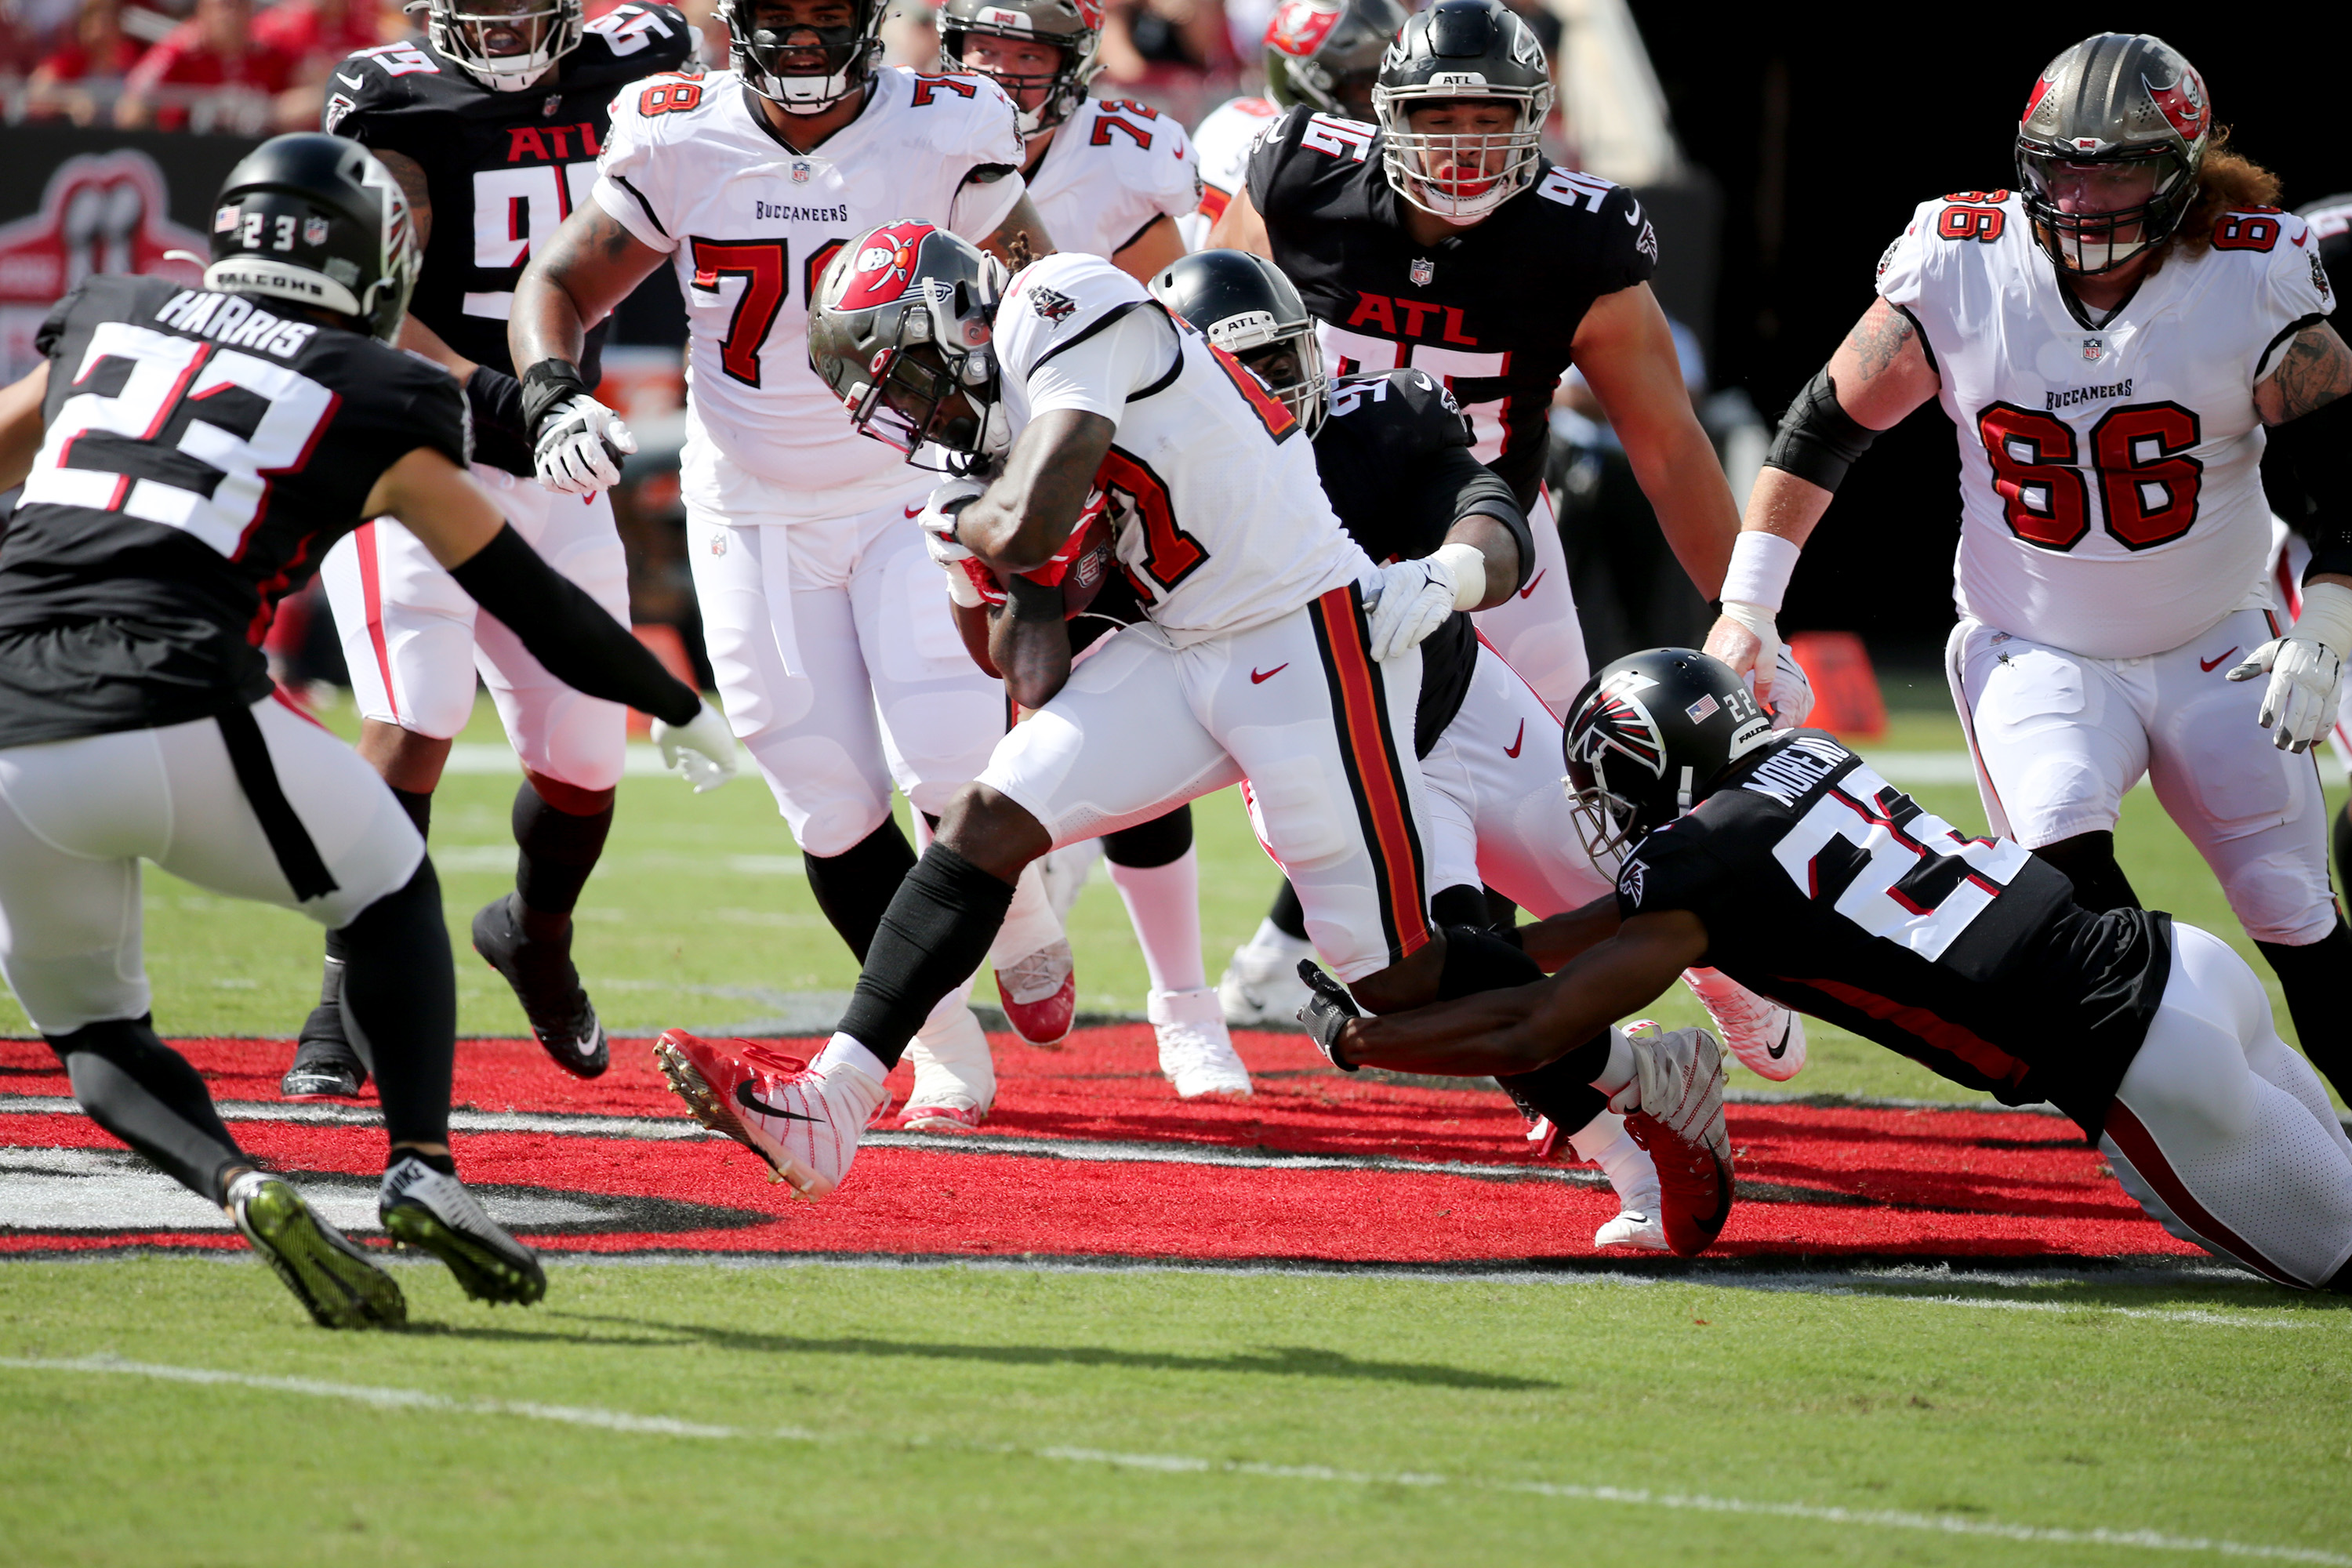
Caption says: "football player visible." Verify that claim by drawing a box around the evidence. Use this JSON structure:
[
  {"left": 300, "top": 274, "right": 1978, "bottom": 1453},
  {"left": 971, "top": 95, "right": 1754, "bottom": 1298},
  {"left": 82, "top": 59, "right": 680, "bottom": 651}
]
[
  {"left": 283, "top": 0, "right": 699, "bottom": 1101},
  {"left": 647, "top": 223, "right": 1713, "bottom": 1203},
  {"left": 510, "top": 0, "right": 1073, "bottom": 1130},
  {"left": 1308, "top": 649, "right": 2352, "bottom": 1288},
  {"left": 1181, "top": 0, "right": 1404, "bottom": 249},
  {"left": 0, "top": 136, "right": 733, "bottom": 1325},
  {"left": 1700, "top": 34, "right": 2352, "bottom": 1101},
  {"left": 1210, "top": 0, "right": 1791, "bottom": 1025},
  {"left": 937, "top": 0, "right": 1196, "bottom": 282}
]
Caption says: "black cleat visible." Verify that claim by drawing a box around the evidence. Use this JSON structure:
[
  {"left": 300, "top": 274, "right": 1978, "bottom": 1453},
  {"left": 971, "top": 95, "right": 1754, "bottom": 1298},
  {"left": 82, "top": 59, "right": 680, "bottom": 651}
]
[
  {"left": 379, "top": 1156, "right": 546, "bottom": 1306},
  {"left": 281, "top": 956, "right": 368, "bottom": 1098},
  {"left": 470, "top": 892, "right": 608, "bottom": 1079},
  {"left": 226, "top": 1171, "right": 406, "bottom": 1330}
]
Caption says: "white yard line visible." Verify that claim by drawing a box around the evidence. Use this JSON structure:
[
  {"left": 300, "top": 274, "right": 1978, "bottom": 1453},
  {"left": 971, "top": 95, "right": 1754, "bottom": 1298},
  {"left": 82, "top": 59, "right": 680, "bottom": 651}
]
[{"left": 2, "top": 1352, "right": 2340, "bottom": 1563}]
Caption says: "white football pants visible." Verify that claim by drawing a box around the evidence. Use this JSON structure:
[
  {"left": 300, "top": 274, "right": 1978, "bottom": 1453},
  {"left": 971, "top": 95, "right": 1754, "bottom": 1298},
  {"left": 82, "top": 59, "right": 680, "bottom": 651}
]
[
  {"left": 0, "top": 699, "right": 423, "bottom": 1034},
  {"left": 2101, "top": 922, "right": 2352, "bottom": 1288},
  {"left": 1468, "top": 487, "right": 1588, "bottom": 720}
]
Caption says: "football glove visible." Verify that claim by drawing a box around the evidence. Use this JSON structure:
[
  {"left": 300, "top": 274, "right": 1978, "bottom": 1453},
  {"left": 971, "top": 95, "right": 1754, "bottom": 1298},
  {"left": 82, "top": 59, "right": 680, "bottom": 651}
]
[
  {"left": 2228, "top": 583, "right": 2352, "bottom": 753},
  {"left": 1365, "top": 556, "right": 1457, "bottom": 662},
  {"left": 917, "top": 477, "right": 992, "bottom": 608},
  {"left": 1295, "top": 962, "right": 1361, "bottom": 1072},
  {"left": 651, "top": 700, "right": 738, "bottom": 793},
  {"left": 532, "top": 394, "right": 637, "bottom": 495},
  {"left": 1766, "top": 641, "right": 1815, "bottom": 730}
]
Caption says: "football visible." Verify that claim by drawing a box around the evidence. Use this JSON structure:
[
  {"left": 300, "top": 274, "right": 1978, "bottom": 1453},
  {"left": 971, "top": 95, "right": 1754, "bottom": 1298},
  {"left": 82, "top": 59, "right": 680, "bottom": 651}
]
[{"left": 1058, "top": 510, "right": 1116, "bottom": 619}]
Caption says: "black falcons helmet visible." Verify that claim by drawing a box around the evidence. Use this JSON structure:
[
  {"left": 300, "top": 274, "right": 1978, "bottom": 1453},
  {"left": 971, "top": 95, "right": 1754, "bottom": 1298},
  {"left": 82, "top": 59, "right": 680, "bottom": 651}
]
[
  {"left": 1148, "top": 249, "right": 1327, "bottom": 436},
  {"left": 1263, "top": 0, "right": 1406, "bottom": 122},
  {"left": 727, "top": 0, "right": 887, "bottom": 114},
  {"left": 1371, "top": 0, "right": 1552, "bottom": 223},
  {"left": 1563, "top": 648, "right": 1771, "bottom": 862},
  {"left": 2015, "top": 34, "right": 2213, "bottom": 275},
  {"left": 207, "top": 133, "right": 418, "bottom": 343}
]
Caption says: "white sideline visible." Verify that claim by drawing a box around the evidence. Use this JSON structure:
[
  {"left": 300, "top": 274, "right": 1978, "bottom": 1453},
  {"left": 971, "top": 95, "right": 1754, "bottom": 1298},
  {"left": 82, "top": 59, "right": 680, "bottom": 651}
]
[{"left": 2, "top": 1352, "right": 2342, "bottom": 1564}]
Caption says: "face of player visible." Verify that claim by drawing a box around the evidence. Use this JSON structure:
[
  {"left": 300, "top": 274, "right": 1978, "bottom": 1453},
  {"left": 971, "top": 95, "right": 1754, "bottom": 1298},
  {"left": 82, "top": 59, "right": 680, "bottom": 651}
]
[
  {"left": 2040, "top": 159, "right": 2160, "bottom": 240},
  {"left": 750, "top": 0, "right": 861, "bottom": 71},
  {"left": 1403, "top": 99, "right": 1519, "bottom": 198},
  {"left": 956, "top": 33, "right": 1065, "bottom": 116},
  {"left": 456, "top": 0, "right": 564, "bottom": 60}
]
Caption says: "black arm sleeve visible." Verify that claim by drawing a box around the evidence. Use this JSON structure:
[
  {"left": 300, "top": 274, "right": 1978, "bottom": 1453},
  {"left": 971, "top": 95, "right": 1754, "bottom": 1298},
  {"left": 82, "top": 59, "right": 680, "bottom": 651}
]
[
  {"left": 464, "top": 365, "right": 528, "bottom": 447},
  {"left": 1762, "top": 368, "right": 1878, "bottom": 493},
  {"left": 1415, "top": 448, "right": 1534, "bottom": 592},
  {"left": 2266, "top": 391, "right": 2352, "bottom": 581},
  {"left": 448, "top": 524, "right": 699, "bottom": 724}
]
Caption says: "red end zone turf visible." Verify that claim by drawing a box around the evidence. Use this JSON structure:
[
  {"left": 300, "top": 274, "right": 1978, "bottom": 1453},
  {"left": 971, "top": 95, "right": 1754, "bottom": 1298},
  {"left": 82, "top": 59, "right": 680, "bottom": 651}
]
[{"left": 0, "top": 1032, "right": 2201, "bottom": 1265}]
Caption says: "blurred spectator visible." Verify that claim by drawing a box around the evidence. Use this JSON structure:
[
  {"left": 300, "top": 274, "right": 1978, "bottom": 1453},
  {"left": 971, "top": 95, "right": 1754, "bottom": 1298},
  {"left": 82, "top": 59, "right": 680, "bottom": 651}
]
[
  {"left": 24, "top": 0, "right": 146, "bottom": 123},
  {"left": 1098, "top": 0, "right": 1230, "bottom": 84},
  {"left": 255, "top": 0, "right": 394, "bottom": 129},
  {"left": 4, "top": 0, "right": 83, "bottom": 68},
  {"left": 114, "top": 0, "right": 298, "bottom": 130},
  {"left": 878, "top": 0, "right": 933, "bottom": 70}
]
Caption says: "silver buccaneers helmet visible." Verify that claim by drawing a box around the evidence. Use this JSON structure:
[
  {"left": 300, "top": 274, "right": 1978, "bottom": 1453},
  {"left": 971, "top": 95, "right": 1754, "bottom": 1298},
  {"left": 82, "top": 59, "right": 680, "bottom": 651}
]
[
  {"left": 1370, "top": 0, "right": 1553, "bottom": 224},
  {"left": 413, "top": 0, "right": 584, "bottom": 93},
  {"left": 1263, "top": 0, "right": 1405, "bottom": 123},
  {"left": 2015, "top": 33, "right": 2213, "bottom": 274},
  {"left": 209, "top": 134, "right": 419, "bottom": 343},
  {"left": 1148, "top": 249, "right": 1327, "bottom": 436},
  {"left": 1563, "top": 649, "right": 1769, "bottom": 862},
  {"left": 808, "top": 220, "right": 1010, "bottom": 466},
  {"left": 728, "top": 0, "right": 887, "bottom": 114},
  {"left": 938, "top": 0, "right": 1102, "bottom": 139}
]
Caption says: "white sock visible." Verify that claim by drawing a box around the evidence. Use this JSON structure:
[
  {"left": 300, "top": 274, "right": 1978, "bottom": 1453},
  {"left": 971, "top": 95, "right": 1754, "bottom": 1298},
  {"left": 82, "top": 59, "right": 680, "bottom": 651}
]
[
  {"left": 1243, "top": 917, "right": 1314, "bottom": 960},
  {"left": 815, "top": 1033, "right": 887, "bottom": 1085},
  {"left": 1109, "top": 847, "right": 1207, "bottom": 994},
  {"left": 1590, "top": 1028, "right": 1635, "bottom": 1100},
  {"left": 987, "top": 857, "right": 1065, "bottom": 968},
  {"left": 1565, "top": 1109, "right": 1656, "bottom": 1207}
]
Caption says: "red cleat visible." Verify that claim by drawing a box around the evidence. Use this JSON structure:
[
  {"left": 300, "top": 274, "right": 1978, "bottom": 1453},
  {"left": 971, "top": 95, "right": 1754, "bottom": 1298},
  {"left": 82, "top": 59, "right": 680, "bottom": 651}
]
[
  {"left": 1613, "top": 1026, "right": 1734, "bottom": 1257},
  {"left": 652, "top": 1030, "right": 885, "bottom": 1199},
  {"left": 993, "top": 938, "right": 1076, "bottom": 1046}
]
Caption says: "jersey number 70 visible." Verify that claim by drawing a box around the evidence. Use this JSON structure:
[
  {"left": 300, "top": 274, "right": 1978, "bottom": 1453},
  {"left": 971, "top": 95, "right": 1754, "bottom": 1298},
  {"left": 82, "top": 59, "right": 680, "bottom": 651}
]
[{"left": 687, "top": 236, "right": 846, "bottom": 387}]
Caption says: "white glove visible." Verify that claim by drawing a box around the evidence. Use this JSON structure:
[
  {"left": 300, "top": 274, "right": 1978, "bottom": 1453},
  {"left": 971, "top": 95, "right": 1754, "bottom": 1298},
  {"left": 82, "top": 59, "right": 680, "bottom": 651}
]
[
  {"left": 652, "top": 699, "right": 738, "bottom": 793},
  {"left": 916, "top": 477, "right": 987, "bottom": 566},
  {"left": 1766, "top": 642, "right": 1814, "bottom": 730},
  {"left": 2228, "top": 583, "right": 2352, "bottom": 753},
  {"left": 533, "top": 394, "right": 637, "bottom": 495},
  {"left": 1365, "top": 556, "right": 1459, "bottom": 662}
]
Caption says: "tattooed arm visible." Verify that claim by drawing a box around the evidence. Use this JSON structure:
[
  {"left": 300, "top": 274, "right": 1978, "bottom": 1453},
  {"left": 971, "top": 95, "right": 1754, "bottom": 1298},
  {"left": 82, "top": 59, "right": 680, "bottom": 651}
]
[
  {"left": 1703, "top": 296, "right": 1940, "bottom": 690},
  {"left": 974, "top": 191, "right": 1056, "bottom": 271},
  {"left": 2259, "top": 320, "right": 2352, "bottom": 592},
  {"left": 509, "top": 204, "right": 669, "bottom": 372}
]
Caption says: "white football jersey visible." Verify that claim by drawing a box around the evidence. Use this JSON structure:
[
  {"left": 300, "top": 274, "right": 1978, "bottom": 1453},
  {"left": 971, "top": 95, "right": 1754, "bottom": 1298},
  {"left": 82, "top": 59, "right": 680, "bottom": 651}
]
[
  {"left": 993, "top": 252, "right": 1370, "bottom": 644},
  {"left": 1878, "top": 191, "right": 2333, "bottom": 658},
  {"left": 593, "top": 67, "right": 1025, "bottom": 523},
  {"left": 1025, "top": 96, "right": 1201, "bottom": 262},
  {"left": 1178, "top": 94, "right": 1279, "bottom": 249}
]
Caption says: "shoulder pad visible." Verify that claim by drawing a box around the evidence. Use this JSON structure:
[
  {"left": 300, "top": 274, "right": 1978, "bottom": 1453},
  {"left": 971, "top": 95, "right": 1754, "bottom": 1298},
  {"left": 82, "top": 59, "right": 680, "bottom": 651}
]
[
  {"left": 1326, "top": 368, "right": 1469, "bottom": 454},
  {"left": 575, "top": 2, "right": 695, "bottom": 77}
]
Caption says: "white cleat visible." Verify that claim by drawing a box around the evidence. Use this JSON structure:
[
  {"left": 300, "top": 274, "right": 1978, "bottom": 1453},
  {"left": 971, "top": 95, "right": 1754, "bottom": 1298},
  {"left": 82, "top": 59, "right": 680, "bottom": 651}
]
[
  {"left": 654, "top": 1031, "right": 886, "bottom": 1199},
  {"left": 901, "top": 1007, "right": 996, "bottom": 1131},
  {"left": 1216, "top": 942, "right": 1316, "bottom": 1028},
  {"left": 1592, "top": 1207, "right": 1668, "bottom": 1251},
  {"left": 1682, "top": 966, "right": 1806, "bottom": 1080},
  {"left": 1151, "top": 987, "right": 1252, "bottom": 1098},
  {"left": 1613, "top": 1025, "right": 1734, "bottom": 1258},
  {"left": 1541, "top": 1109, "right": 1668, "bottom": 1252}
]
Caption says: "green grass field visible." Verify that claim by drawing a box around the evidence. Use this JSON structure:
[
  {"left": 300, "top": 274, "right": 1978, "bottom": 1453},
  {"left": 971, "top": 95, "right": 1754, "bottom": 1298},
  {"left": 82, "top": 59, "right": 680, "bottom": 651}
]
[{"left": 4, "top": 688, "right": 2350, "bottom": 1565}]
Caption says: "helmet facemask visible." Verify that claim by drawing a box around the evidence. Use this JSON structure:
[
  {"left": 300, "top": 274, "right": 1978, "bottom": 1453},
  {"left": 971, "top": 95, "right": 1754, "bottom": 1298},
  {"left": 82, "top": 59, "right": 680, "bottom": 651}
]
[
  {"left": 941, "top": 6, "right": 1100, "bottom": 139},
  {"left": 2016, "top": 143, "right": 2194, "bottom": 274},
  {"left": 842, "top": 281, "right": 1007, "bottom": 467},
  {"left": 1374, "top": 84, "right": 1551, "bottom": 222},
  {"left": 413, "top": 0, "right": 582, "bottom": 92},
  {"left": 1561, "top": 702, "right": 1667, "bottom": 866},
  {"left": 1225, "top": 322, "right": 1327, "bottom": 437},
  {"left": 731, "top": 0, "right": 884, "bottom": 115}
]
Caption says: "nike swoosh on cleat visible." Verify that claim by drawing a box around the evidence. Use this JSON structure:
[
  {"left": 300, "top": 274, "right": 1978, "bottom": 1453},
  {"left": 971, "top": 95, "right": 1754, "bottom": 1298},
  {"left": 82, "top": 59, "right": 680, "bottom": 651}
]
[
  {"left": 1517, "top": 567, "right": 1547, "bottom": 600},
  {"left": 1250, "top": 663, "right": 1288, "bottom": 684},
  {"left": 736, "top": 1080, "right": 818, "bottom": 1122},
  {"left": 1766, "top": 1018, "right": 1791, "bottom": 1060},
  {"left": 1504, "top": 720, "right": 1525, "bottom": 758},
  {"left": 2200, "top": 647, "right": 2239, "bottom": 673}
]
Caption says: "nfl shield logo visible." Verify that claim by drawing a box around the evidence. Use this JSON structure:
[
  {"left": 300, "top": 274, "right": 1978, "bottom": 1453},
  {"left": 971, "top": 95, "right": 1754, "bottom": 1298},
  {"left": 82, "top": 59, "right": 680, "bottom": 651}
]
[
  {"left": 2082, "top": 336, "right": 2103, "bottom": 361},
  {"left": 1408, "top": 257, "right": 1434, "bottom": 287},
  {"left": 791, "top": 161, "right": 812, "bottom": 184},
  {"left": 303, "top": 216, "right": 330, "bottom": 247}
]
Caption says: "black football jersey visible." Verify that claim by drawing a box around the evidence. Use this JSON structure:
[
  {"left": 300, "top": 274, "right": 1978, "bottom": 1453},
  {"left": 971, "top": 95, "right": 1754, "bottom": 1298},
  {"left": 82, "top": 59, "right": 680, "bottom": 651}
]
[
  {"left": 322, "top": 5, "right": 691, "bottom": 473},
  {"left": 0, "top": 274, "right": 469, "bottom": 746},
  {"left": 1613, "top": 730, "right": 2172, "bottom": 1139},
  {"left": 1315, "top": 366, "right": 1523, "bottom": 753},
  {"left": 1246, "top": 109, "right": 1657, "bottom": 510}
]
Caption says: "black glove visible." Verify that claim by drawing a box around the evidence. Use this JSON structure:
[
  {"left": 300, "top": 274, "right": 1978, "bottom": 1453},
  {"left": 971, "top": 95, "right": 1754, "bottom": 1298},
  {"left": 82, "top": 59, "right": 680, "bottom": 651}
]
[{"left": 1296, "top": 961, "right": 1360, "bottom": 1072}]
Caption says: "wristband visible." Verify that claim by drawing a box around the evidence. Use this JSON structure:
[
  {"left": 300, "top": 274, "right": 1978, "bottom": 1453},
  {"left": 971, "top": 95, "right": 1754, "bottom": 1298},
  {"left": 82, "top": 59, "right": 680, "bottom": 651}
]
[
  {"left": 2292, "top": 581, "right": 2352, "bottom": 663},
  {"left": 1720, "top": 530, "right": 1802, "bottom": 614},
  {"left": 1435, "top": 540, "right": 1487, "bottom": 611},
  {"left": 518, "top": 358, "right": 592, "bottom": 441},
  {"left": 1718, "top": 599, "right": 1777, "bottom": 646}
]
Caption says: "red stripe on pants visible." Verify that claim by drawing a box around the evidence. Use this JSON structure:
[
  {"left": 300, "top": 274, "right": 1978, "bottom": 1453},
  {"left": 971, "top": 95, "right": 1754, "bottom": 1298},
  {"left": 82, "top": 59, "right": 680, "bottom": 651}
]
[
  {"left": 1311, "top": 586, "right": 1430, "bottom": 959},
  {"left": 354, "top": 521, "right": 400, "bottom": 724},
  {"left": 2104, "top": 1098, "right": 2302, "bottom": 1287}
]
